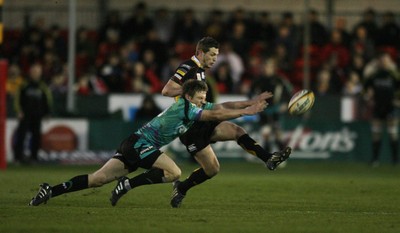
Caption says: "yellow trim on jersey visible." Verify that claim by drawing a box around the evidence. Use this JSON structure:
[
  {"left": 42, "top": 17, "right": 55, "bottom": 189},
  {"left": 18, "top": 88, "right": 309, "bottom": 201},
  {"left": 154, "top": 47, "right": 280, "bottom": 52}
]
[
  {"left": 191, "top": 56, "right": 202, "bottom": 68},
  {"left": 177, "top": 69, "right": 186, "bottom": 76}
]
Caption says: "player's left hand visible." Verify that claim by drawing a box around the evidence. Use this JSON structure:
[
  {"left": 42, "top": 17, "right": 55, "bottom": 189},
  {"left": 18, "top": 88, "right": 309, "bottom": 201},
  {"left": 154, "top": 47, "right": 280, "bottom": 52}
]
[{"left": 254, "top": 91, "right": 273, "bottom": 101}]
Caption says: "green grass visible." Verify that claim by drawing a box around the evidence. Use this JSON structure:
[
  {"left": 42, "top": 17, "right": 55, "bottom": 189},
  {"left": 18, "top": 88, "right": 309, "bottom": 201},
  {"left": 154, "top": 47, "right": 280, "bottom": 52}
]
[{"left": 1, "top": 161, "right": 400, "bottom": 233}]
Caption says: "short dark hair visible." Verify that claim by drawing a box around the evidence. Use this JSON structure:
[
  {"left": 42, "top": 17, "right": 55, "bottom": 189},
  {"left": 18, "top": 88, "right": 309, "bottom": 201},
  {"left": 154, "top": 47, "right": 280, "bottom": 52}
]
[
  {"left": 196, "top": 37, "right": 219, "bottom": 53},
  {"left": 182, "top": 80, "right": 208, "bottom": 97}
]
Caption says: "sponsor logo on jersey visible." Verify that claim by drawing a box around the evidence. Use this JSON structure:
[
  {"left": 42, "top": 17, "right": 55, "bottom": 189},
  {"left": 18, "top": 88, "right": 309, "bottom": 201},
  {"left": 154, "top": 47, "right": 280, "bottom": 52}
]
[
  {"left": 188, "top": 144, "right": 197, "bottom": 152},
  {"left": 178, "top": 125, "right": 188, "bottom": 134},
  {"left": 140, "top": 146, "right": 154, "bottom": 155}
]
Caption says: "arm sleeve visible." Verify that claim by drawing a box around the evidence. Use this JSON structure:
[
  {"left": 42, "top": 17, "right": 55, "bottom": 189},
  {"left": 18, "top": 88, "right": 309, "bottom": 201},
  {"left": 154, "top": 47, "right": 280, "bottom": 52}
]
[
  {"left": 172, "top": 63, "right": 197, "bottom": 85},
  {"left": 186, "top": 103, "right": 204, "bottom": 121}
]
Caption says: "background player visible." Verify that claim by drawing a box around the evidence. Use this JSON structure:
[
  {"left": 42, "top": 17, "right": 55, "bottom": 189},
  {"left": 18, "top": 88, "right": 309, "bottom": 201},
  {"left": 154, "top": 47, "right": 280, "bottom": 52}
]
[{"left": 364, "top": 52, "right": 400, "bottom": 166}]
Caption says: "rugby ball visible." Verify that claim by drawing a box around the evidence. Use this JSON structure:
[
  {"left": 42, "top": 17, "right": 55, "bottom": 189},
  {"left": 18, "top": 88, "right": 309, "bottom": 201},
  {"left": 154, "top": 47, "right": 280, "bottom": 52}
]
[{"left": 288, "top": 89, "right": 315, "bottom": 115}]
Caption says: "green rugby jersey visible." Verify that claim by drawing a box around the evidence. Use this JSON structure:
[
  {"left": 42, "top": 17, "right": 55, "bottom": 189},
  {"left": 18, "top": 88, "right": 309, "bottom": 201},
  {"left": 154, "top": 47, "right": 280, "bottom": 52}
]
[{"left": 135, "top": 97, "right": 214, "bottom": 149}]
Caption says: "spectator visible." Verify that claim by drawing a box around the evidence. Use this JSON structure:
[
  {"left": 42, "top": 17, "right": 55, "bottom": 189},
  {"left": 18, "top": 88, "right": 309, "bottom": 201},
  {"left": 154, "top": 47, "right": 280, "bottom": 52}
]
[
  {"left": 302, "top": 9, "right": 328, "bottom": 46},
  {"left": 98, "top": 10, "right": 122, "bottom": 45},
  {"left": 349, "top": 54, "right": 367, "bottom": 82},
  {"left": 212, "top": 61, "right": 234, "bottom": 94},
  {"left": 172, "top": 8, "right": 202, "bottom": 44},
  {"left": 275, "top": 25, "right": 298, "bottom": 66},
  {"left": 352, "top": 8, "right": 378, "bottom": 43},
  {"left": 160, "top": 54, "right": 182, "bottom": 84},
  {"left": 76, "top": 27, "right": 97, "bottom": 77},
  {"left": 320, "top": 29, "right": 351, "bottom": 69},
  {"left": 119, "top": 40, "right": 139, "bottom": 64},
  {"left": 226, "top": 7, "right": 254, "bottom": 41},
  {"left": 6, "top": 63, "right": 24, "bottom": 97},
  {"left": 211, "top": 42, "right": 244, "bottom": 91},
  {"left": 98, "top": 52, "right": 124, "bottom": 92},
  {"left": 49, "top": 67, "right": 68, "bottom": 96},
  {"left": 375, "top": 11, "right": 400, "bottom": 49},
  {"left": 140, "top": 29, "right": 168, "bottom": 75},
  {"left": 77, "top": 27, "right": 96, "bottom": 60},
  {"left": 227, "top": 21, "right": 251, "bottom": 61},
  {"left": 334, "top": 18, "right": 352, "bottom": 49},
  {"left": 343, "top": 71, "right": 362, "bottom": 96},
  {"left": 19, "top": 18, "right": 46, "bottom": 73},
  {"left": 254, "top": 11, "right": 276, "bottom": 52},
  {"left": 75, "top": 73, "right": 92, "bottom": 96},
  {"left": 128, "top": 61, "right": 161, "bottom": 94},
  {"left": 153, "top": 7, "right": 174, "bottom": 44},
  {"left": 279, "top": 11, "right": 300, "bottom": 47},
  {"left": 121, "top": 2, "right": 153, "bottom": 43},
  {"left": 313, "top": 66, "right": 337, "bottom": 96},
  {"left": 41, "top": 50, "right": 63, "bottom": 84},
  {"left": 351, "top": 25, "right": 376, "bottom": 62},
  {"left": 96, "top": 28, "right": 121, "bottom": 66},
  {"left": 47, "top": 25, "right": 67, "bottom": 60},
  {"left": 273, "top": 43, "right": 293, "bottom": 77},
  {"left": 203, "top": 9, "right": 227, "bottom": 43}
]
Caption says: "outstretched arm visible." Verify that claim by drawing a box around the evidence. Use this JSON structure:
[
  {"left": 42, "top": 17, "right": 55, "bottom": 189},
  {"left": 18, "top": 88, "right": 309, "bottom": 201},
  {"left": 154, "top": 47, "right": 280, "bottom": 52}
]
[
  {"left": 199, "top": 100, "right": 267, "bottom": 121},
  {"left": 217, "top": 91, "right": 273, "bottom": 109}
]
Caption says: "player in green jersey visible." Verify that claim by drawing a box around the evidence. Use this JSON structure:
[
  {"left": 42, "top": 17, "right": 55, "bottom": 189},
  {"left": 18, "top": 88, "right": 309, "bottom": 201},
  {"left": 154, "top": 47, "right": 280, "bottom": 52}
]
[{"left": 29, "top": 80, "right": 272, "bottom": 207}]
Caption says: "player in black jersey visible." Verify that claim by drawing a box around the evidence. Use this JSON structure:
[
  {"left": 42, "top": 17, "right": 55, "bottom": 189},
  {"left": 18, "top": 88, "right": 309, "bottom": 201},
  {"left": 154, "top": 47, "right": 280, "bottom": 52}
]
[
  {"left": 162, "top": 37, "right": 291, "bottom": 208},
  {"left": 364, "top": 52, "right": 400, "bottom": 166}
]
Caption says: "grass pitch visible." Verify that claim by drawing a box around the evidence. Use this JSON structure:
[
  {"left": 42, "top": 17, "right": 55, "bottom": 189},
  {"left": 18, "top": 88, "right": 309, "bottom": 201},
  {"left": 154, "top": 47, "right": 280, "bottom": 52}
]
[{"left": 1, "top": 160, "right": 399, "bottom": 233}]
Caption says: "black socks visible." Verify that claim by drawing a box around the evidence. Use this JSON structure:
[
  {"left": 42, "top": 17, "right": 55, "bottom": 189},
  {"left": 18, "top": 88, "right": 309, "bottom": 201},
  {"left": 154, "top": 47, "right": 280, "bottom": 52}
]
[
  {"left": 237, "top": 134, "right": 271, "bottom": 162},
  {"left": 128, "top": 168, "right": 165, "bottom": 189},
  {"left": 51, "top": 174, "right": 89, "bottom": 197},
  {"left": 178, "top": 168, "right": 211, "bottom": 195}
]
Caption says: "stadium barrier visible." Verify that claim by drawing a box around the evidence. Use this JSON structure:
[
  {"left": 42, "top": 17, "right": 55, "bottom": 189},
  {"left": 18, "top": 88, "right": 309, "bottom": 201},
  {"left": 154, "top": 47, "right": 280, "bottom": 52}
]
[{"left": 5, "top": 117, "right": 397, "bottom": 164}]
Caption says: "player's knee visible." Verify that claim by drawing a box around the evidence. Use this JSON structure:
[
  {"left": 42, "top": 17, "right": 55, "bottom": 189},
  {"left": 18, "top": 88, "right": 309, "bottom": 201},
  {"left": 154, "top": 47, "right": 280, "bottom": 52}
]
[
  {"left": 171, "top": 166, "right": 182, "bottom": 181},
  {"left": 89, "top": 173, "right": 108, "bottom": 187},
  {"left": 204, "top": 163, "right": 220, "bottom": 177},
  {"left": 164, "top": 166, "right": 181, "bottom": 182},
  {"left": 235, "top": 126, "right": 247, "bottom": 139}
]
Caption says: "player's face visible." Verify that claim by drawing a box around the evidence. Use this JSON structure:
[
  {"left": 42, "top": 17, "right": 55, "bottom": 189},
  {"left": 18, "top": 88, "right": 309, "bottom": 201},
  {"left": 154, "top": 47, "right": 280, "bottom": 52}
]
[
  {"left": 188, "top": 91, "right": 207, "bottom": 107},
  {"left": 202, "top": 47, "right": 219, "bottom": 69}
]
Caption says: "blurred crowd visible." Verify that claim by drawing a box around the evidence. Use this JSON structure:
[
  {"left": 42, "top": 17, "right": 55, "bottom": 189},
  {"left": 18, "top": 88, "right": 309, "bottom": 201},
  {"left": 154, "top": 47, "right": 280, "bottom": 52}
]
[{"left": 2, "top": 2, "right": 400, "bottom": 99}]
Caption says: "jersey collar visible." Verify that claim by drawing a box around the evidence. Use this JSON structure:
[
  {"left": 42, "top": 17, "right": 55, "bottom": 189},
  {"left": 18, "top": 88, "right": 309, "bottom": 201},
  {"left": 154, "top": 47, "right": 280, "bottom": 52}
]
[{"left": 191, "top": 56, "right": 202, "bottom": 68}]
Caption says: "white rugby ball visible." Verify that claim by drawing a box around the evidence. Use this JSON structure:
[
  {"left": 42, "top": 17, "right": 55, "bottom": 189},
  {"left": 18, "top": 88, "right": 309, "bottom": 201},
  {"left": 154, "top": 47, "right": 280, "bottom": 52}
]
[{"left": 288, "top": 89, "right": 315, "bottom": 115}]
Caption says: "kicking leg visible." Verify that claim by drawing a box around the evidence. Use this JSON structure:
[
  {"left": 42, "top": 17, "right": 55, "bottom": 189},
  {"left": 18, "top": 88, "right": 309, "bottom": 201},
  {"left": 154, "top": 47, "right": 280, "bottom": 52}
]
[{"left": 211, "top": 121, "right": 291, "bottom": 168}]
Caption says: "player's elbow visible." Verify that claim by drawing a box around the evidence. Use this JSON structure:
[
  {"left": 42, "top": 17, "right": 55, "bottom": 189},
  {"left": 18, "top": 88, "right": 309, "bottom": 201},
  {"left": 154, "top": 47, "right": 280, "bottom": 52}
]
[{"left": 161, "top": 88, "right": 169, "bottom": 96}]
